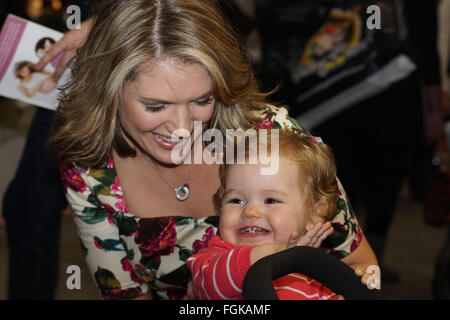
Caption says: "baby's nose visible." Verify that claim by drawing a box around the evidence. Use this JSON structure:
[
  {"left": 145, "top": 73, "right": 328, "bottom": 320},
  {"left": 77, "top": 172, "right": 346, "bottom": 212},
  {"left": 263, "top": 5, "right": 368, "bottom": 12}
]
[{"left": 242, "top": 205, "right": 262, "bottom": 219}]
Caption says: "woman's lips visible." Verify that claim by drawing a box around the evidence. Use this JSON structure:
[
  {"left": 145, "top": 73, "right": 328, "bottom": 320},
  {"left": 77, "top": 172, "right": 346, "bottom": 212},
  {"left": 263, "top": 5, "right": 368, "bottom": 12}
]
[{"left": 152, "top": 132, "right": 184, "bottom": 150}]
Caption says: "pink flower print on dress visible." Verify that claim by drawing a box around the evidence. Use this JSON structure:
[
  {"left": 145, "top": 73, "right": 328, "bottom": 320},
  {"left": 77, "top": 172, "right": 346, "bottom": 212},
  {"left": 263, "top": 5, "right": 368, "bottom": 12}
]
[
  {"left": 121, "top": 257, "right": 144, "bottom": 284},
  {"left": 103, "top": 203, "right": 114, "bottom": 214},
  {"left": 305, "top": 130, "right": 319, "bottom": 144},
  {"left": 114, "top": 194, "right": 127, "bottom": 211},
  {"left": 111, "top": 176, "right": 122, "bottom": 195},
  {"left": 192, "top": 226, "right": 215, "bottom": 254},
  {"left": 110, "top": 176, "right": 128, "bottom": 212},
  {"left": 350, "top": 225, "right": 363, "bottom": 252},
  {"left": 133, "top": 263, "right": 154, "bottom": 283},
  {"left": 165, "top": 286, "right": 187, "bottom": 300},
  {"left": 107, "top": 157, "right": 115, "bottom": 169},
  {"left": 256, "top": 120, "right": 274, "bottom": 129},
  {"left": 59, "top": 162, "right": 88, "bottom": 193},
  {"left": 135, "top": 217, "right": 177, "bottom": 261}
]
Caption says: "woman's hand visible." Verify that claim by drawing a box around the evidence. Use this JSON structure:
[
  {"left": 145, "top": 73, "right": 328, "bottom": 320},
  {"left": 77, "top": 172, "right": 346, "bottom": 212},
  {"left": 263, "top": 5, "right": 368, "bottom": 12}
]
[
  {"left": 341, "top": 235, "right": 380, "bottom": 289},
  {"left": 34, "top": 18, "right": 93, "bottom": 81},
  {"left": 183, "top": 282, "right": 196, "bottom": 300},
  {"left": 286, "top": 221, "right": 334, "bottom": 249},
  {"left": 353, "top": 264, "right": 381, "bottom": 290}
]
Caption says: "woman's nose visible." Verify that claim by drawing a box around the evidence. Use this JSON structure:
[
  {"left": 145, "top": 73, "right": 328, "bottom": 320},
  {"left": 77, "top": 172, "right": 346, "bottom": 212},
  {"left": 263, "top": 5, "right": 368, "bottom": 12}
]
[
  {"left": 242, "top": 204, "right": 262, "bottom": 219},
  {"left": 170, "top": 104, "right": 193, "bottom": 133}
]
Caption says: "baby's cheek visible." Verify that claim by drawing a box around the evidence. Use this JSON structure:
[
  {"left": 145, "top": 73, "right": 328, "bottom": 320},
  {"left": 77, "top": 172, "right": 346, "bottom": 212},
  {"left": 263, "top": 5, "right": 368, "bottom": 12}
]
[
  {"left": 272, "top": 224, "right": 296, "bottom": 243},
  {"left": 218, "top": 213, "right": 236, "bottom": 243},
  {"left": 272, "top": 216, "right": 303, "bottom": 243},
  {"left": 219, "top": 227, "right": 234, "bottom": 243}
]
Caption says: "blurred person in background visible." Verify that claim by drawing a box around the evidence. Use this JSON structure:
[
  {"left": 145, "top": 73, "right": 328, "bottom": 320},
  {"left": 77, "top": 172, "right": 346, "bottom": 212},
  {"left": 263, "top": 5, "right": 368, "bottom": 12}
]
[
  {"left": 253, "top": 0, "right": 445, "bottom": 284},
  {"left": 430, "top": 0, "right": 450, "bottom": 300},
  {"left": 1, "top": 0, "right": 98, "bottom": 299}
]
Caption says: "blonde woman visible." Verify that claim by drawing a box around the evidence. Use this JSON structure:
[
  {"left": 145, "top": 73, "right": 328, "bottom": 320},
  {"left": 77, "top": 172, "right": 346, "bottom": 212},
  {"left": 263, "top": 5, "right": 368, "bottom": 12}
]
[{"left": 45, "top": 0, "right": 377, "bottom": 300}]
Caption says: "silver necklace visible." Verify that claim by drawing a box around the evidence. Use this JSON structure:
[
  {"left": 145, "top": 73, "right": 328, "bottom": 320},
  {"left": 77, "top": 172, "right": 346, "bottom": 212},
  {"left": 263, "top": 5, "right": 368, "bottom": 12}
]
[{"left": 145, "top": 154, "right": 193, "bottom": 201}]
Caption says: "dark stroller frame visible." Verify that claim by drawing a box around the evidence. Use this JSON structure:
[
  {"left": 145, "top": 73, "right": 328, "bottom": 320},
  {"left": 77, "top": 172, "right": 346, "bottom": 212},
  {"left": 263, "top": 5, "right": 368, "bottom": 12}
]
[{"left": 243, "top": 246, "right": 383, "bottom": 300}]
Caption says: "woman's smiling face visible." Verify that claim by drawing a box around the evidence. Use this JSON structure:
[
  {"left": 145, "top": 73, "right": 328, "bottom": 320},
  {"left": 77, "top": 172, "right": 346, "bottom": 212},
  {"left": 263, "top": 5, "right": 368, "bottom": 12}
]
[{"left": 120, "top": 58, "right": 215, "bottom": 164}]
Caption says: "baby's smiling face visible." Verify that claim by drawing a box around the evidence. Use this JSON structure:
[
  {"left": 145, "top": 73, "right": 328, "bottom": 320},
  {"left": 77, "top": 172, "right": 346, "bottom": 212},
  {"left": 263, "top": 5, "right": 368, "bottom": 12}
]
[{"left": 218, "top": 157, "right": 309, "bottom": 247}]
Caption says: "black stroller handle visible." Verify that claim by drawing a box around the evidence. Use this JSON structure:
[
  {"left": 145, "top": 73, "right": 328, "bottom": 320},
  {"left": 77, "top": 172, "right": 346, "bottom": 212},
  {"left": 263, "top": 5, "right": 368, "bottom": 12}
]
[{"left": 243, "top": 246, "right": 383, "bottom": 300}]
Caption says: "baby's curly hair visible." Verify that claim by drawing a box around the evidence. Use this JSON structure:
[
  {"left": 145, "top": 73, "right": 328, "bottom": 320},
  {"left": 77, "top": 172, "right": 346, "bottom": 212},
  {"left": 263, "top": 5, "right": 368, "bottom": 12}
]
[{"left": 213, "top": 129, "right": 338, "bottom": 222}]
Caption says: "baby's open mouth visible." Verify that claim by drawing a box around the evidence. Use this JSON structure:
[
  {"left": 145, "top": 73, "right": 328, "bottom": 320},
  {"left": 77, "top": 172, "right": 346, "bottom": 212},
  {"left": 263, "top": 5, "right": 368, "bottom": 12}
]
[{"left": 238, "top": 227, "right": 270, "bottom": 234}]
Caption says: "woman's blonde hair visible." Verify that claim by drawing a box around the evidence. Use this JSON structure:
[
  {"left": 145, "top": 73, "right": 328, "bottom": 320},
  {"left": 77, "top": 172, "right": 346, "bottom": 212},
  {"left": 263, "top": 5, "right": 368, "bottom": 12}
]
[
  {"left": 214, "top": 129, "right": 338, "bottom": 222},
  {"left": 49, "top": 0, "right": 269, "bottom": 167}
]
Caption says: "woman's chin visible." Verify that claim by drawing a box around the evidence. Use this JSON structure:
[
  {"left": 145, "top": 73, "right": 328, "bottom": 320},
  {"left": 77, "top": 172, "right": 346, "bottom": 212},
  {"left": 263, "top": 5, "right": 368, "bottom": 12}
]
[{"left": 141, "top": 146, "right": 186, "bottom": 167}]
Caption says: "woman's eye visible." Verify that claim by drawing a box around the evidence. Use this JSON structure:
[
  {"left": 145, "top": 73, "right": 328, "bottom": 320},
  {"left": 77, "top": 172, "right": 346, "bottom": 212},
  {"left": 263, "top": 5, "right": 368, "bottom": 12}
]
[
  {"left": 265, "top": 198, "right": 280, "bottom": 204},
  {"left": 196, "top": 96, "right": 214, "bottom": 106},
  {"left": 144, "top": 104, "right": 165, "bottom": 113}
]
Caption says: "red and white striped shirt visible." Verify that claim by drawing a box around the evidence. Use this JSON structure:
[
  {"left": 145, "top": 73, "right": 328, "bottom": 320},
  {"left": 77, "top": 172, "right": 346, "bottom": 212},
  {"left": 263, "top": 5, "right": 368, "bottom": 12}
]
[{"left": 187, "top": 236, "right": 336, "bottom": 300}]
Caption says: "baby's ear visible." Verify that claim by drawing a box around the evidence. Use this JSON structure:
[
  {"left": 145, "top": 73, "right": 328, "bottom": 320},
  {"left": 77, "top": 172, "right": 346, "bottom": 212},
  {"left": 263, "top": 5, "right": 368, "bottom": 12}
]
[{"left": 308, "top": 200, "right": 330, "bottom": 224}]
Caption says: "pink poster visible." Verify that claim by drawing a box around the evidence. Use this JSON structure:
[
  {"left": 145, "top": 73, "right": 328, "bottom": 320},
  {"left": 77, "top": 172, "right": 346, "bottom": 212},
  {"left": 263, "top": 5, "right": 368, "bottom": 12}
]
[{"left": 0, "top": 14, "right": 66, "bottom": 111}]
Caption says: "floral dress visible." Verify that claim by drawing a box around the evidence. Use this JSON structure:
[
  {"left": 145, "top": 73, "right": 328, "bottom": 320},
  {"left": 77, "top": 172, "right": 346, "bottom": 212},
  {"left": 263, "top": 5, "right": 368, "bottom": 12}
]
[{"left": 60, "top": 106, "right": 362, "bottom": 300}]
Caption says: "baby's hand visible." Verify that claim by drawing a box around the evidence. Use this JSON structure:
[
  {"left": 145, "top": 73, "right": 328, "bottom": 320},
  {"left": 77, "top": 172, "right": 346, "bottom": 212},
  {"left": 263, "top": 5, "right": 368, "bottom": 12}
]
[{"left": 286, "top": 221, "right": 334, "bottom": 249}]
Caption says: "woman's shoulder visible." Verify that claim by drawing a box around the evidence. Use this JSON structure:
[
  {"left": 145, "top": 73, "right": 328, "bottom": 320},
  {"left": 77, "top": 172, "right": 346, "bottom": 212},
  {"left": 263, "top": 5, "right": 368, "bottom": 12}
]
[
  {"left": 60, "top": 158, "right": 108, "bottom": 187},
  {"left": 60, "top": 158, "right": 114, "bottom": 184},
  {"left": 252, "top": 104, "right": 323, "bottom": 143},
  {"left": 59, "top": 161, "right": 91, "bottom": 194},
  {"left": 59, "top": 158, "right": 125, "bottom": 212}
]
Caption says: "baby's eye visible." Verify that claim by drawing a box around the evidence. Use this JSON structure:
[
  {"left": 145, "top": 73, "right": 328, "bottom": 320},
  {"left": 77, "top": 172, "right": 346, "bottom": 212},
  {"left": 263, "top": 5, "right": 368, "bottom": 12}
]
[
  {"left": 264, "top": 198, "right": 280, "bottom": 204},
  {"left": 228, "top": 198, "right": 244, "bottom": 205}
]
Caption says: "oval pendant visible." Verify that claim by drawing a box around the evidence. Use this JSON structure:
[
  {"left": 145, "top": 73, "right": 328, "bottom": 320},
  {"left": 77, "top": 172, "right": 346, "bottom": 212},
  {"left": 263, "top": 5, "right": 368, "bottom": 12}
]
[{"left": 174, "top": 183, "right": 189, "bottom": 201}]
